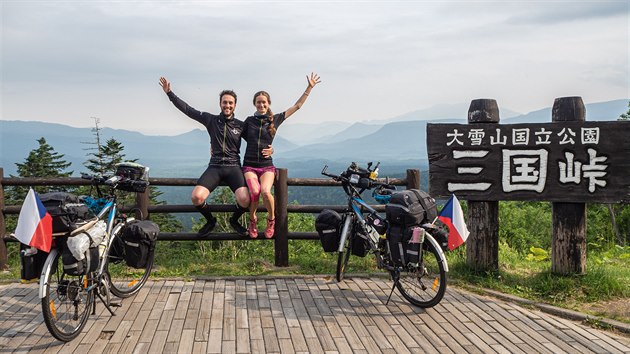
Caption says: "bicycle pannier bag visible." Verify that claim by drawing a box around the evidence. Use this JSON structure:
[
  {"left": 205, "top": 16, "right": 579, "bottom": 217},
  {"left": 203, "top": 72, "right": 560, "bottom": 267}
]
[
  {"left": 60, "top": 236, "right": 99, "bottom": 275},
  {"left": 351, "top": 226, "right": 370, "bottom": 257},
  {"left": 385, "top": 189, "right": 437, "bottom": 226},
  {"left": 121, "top": 220, "right": 159, "bottom": 268},
  {"left": 387, "top": 225, "right": 407, "bottom": 267},
  {"left": 315, "top": 209, "right": 342, "bottom": 252},
  {"left": 108, "top": 235, "right": 126, "bottom": 264},
  {"left": 40, "top": 192, "right": 91, "bottom": 233},
  {"left": 20, "top": 244, "right": 48, "bottom": 282}
]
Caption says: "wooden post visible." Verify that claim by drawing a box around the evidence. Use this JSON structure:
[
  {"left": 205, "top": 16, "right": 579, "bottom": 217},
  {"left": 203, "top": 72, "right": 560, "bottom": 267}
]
[
  {"left": 551, "top": 96, "right": 587, "bottom": 275},
  {"left": 466, "top": 99, "right": 500, "bottom": 271},
  {"left": 274, "top": 168, "right": 289, "bottom": 267},
  {"left": 135, "top": 188, "right": 150, "bottom": 220},
  {"left": 0, "top": 168, "right": 7, "bottom": 271},
  {"left": 406, "top": 169, "right": 420, "bottom": 190}
]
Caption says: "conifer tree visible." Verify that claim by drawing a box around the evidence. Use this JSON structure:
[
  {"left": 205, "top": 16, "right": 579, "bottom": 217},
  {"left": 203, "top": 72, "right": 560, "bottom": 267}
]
[
  {"left": 11, "top": 137, "right": 72, "bottom": 196},
  {"left": 5, "top": 137, "right": 73, "bottom": 232}
]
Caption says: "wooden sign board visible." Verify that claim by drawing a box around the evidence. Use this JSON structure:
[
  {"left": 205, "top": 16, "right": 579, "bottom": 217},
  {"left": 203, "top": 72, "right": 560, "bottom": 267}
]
[{"left": 427, "top": 121, "right": 630, "bottom": 203}]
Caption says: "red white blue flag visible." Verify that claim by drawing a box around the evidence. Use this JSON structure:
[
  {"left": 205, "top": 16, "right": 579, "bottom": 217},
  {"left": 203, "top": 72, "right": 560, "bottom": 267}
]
[
  {"left": 438, "top": 194, "right": 470, "bottom": 251},
  {"left": 14, "top": 188, "right": 52, "bottom": 252}
]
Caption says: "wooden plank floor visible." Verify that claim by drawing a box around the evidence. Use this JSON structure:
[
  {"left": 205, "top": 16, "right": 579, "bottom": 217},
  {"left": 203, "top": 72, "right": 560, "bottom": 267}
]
[{"left": 1, "top": 277, "right": 629, "bottom": 353}]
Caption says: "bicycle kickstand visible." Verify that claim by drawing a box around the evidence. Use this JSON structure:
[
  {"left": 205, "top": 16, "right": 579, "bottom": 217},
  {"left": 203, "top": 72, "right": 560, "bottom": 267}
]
[{"left": 386, "top": 271, "right": 400, "bottom": 305}]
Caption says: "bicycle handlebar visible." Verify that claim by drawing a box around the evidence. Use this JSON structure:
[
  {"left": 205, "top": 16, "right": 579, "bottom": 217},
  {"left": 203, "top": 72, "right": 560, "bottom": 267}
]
[
  {"left": 321, "top": 165, "right": 395, "bottom": 191},
  {"left": 81, "top": 173, "right": 149, "bottom": 190}
]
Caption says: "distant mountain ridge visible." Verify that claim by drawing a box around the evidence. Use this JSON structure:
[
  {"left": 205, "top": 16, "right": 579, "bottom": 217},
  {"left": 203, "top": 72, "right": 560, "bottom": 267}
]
[{"left": 1, "top": 99, "right": 627, "bottom": 177}]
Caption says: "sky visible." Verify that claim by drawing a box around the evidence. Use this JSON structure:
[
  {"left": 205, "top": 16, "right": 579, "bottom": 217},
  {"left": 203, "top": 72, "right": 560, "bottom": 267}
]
[{"left": 1, "top": 0, "right": 628, "bottom": 136}]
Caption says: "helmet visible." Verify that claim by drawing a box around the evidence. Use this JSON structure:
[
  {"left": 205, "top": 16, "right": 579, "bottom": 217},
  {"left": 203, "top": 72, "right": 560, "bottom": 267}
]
[{"left": 372, "top": 186, "right": 395, "bottom": 204}]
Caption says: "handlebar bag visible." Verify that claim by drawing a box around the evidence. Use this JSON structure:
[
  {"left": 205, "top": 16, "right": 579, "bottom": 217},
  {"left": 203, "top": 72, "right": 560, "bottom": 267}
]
[
  {"left": 385, "top": 189, "right": 437, "bottom": 226},
  {"left": 115, "top": 162, "right": 150, "bottom": 193},
  {"left": 315, "top": 209, "right": 342, "bottom": 252},
  {"left": 40, "top": 192, "right": 92, "bottom": 234},
  {"left": 121, "top": 220, "right": 159, "bottom": 268}
]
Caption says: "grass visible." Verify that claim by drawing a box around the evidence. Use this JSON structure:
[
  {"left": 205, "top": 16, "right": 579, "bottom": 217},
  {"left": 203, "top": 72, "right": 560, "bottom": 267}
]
[
  {"left": 444, "top": 243, "right": 630, "bottom": 323},
  {"left": 2, "top": 239, "right": 628, "bottom": 324}
]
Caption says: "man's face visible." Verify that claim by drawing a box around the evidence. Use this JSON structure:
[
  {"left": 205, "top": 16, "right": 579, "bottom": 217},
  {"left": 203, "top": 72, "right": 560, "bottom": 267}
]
[{"left": 220, "top": 94, "right": 236, "bottom": 117}]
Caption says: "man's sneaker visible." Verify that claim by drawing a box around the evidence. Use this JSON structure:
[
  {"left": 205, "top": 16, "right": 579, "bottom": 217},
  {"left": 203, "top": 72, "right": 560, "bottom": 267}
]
[
  {"left": 229, "top": 213, "right": 248, "bottom": 236},
  {"left": 197, "top": 216, "right": 217, "bottom": 236},
  {"left": 264, "top": 218, "right": 275, "bottom": 239},
  {"left": 248, "top": 216, "right": 258, "bottom": 239}
]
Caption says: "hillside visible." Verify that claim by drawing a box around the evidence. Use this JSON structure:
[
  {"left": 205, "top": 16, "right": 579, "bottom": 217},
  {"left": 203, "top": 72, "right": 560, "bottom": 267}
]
[{"left": 1, "top": 98, "right": 627, "bottom": 178}]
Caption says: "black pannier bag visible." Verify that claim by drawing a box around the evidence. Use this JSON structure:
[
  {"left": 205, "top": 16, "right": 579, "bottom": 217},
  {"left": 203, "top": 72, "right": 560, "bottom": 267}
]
[
  {"left": 351, "top": 225, "right": 370, "bottom": 257},
  {"left": 40, "top": 192, "right": 91, "bottom": 234},
  {"left": 315, "top": 209, "right": 342, "bottom": 252},
  {"left": 20, "top": 244, "right": 49, "bottom": 282},
  {"left": 387, "top": 225, "right": 407, "bottom": 267},
  {"left": 422, "top": 224, "right": 450, "bottom": 252},
  {"left": 385, "top": 189, "right": 437, "bottom": 226},
  {"left": 59, "top": 237, "right": 99, "bottom": 276},
  {"left": 108, "top": 235, "right": 126, "bottom": 264},
  {"left": 385, "top": 189, "right": 437, "bottom": 266},
  {"left": 121, "top": 220, "right": 159, "bottom": 268},
  {"left": 387, "top": 226, "right": 423, "bottom": 267}
]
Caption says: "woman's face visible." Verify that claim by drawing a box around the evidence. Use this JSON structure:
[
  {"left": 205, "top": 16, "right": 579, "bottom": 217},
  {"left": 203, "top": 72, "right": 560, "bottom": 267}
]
[{"left": 254, "top": 94, "right": 269, "bottom": 115}]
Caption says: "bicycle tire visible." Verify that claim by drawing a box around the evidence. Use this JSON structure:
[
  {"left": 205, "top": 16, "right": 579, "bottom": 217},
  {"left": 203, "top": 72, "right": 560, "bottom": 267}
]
[
  {"left": 336, "top": 217, "right": 353, "bottom": 282},
  {"left": 106, "top": 231, "right": 154, "bottom": 298},
  {"left": 393, "top": 234, "right": 447, "bottom": 308},
  {"left": 41, "top": 250, "right": 93, "bottom": 342}
]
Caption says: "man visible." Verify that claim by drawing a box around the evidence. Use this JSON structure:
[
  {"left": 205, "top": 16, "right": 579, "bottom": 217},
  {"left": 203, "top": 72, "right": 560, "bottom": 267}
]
[{"left": 159, "top": 77, "right": 272, "bottom": 236}]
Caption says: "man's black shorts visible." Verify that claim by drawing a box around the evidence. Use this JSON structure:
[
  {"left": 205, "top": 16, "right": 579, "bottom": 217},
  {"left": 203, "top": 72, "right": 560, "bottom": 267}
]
[{"left": 197, "top": 164, "right": 246, "bottom": 192}]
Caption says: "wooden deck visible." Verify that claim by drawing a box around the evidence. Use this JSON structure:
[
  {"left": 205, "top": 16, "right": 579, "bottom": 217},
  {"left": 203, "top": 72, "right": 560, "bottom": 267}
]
[{"left": 1, "top": 277, "right": 629, "bottom": 353}]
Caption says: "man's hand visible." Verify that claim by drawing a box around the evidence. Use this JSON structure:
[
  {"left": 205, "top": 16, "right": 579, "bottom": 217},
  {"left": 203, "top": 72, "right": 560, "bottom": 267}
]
[
  {"left": 159, "top": 77, "right": 171, "bottom": 93},
  {"left": 262, "top": 145, "right": 274, "bottom": 158}
]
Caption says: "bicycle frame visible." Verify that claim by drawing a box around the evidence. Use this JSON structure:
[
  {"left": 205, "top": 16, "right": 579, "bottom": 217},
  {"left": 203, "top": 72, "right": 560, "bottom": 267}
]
[
  {"left": 38, "top": 198, "right": 121, "bottom": 299},
  {"left": 337, "top": 191, "right": 381, "bottom": 253}
]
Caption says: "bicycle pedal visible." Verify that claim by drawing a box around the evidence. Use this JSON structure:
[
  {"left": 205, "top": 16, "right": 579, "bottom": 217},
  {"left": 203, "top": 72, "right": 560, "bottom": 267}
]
[{"left": 109, "top": 301, "right": 122, "bottom": 307}]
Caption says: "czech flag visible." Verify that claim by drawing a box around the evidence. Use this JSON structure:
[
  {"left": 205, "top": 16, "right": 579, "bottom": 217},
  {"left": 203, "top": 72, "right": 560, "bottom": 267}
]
[
  {"left": 438, "top": 194, "right": 470, "bottom": 251},
  {"left": 14, "top": 188, "right": 52, "bottom": 252}
]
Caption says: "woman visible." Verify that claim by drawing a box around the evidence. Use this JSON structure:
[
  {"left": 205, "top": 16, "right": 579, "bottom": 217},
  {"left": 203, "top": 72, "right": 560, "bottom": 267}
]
[{"left": 242, "top": 73, "right": 321, "bottom": 238}]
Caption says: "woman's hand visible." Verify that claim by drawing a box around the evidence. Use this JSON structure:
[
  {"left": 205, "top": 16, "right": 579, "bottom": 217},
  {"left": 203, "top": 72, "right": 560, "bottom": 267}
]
[
  {"left": 307, "top": 72, "right": 321, "bottom": 88},
  {"left": 159, "top": 77, "right": 171, "bottom": 93},
  {"left": 262, "top": 145, "right": 274, "bottom": 158}
]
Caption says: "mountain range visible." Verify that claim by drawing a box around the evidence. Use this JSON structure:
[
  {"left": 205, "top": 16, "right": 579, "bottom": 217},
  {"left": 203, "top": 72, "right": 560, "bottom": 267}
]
[{"left": 1, "top": 99, "right": 627, "bottom": 178}]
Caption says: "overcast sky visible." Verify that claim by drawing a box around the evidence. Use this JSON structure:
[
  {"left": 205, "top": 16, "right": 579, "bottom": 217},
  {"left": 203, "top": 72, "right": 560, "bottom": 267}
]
[{"left": 1, "top": 0, "right": 628, "bottom": 135}]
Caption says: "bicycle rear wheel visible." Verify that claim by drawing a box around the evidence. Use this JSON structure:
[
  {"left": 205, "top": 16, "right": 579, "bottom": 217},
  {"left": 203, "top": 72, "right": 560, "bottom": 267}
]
[
  {"left": 393, "top": 235, "right": 447, "bottom": 308},
  {"left": 41, "top": 250, "right": 93, "bottom": 342},
  {"left": 106, "top": 233, "right": 154, "bottom": 298}
]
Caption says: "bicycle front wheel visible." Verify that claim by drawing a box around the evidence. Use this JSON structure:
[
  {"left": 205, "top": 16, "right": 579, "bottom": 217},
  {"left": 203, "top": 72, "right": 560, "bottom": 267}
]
[
  {"left": 393, "top": 235, "right": 447, "bottom": 308},
  {"left": 41, "top": 250, "right": 93, "bottom": 342},
  {"left": 106, "top": 233, "right": 154, "bottom": 298},
  {"left": 336, "top": 216, "right": 353, "bottom": 282}
]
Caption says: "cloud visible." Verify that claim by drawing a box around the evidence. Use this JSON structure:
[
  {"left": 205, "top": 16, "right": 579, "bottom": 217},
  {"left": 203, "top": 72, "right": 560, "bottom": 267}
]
[{"left": 1, "top": 1, "right": 627, "bottom": 134}]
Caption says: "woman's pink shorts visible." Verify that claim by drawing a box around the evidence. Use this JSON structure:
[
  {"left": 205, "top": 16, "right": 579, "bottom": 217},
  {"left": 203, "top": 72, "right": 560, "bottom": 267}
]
[{"left": 242, "top": 165, "right": 276, "bottom": 178}]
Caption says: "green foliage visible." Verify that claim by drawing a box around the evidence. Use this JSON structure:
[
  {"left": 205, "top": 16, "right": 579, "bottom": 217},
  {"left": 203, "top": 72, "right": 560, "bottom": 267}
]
[
  {"left": 526, "top": 246, "right": 549, "bottom": 262},
  {"left": 619, "top": 101, "right": 630, "bottom": 120},
  {"left": 498, "top": 201, "right": 552, "bottom": 253}
]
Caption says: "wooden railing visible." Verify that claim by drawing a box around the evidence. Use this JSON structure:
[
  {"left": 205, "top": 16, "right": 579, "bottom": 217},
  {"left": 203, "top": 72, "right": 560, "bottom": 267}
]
[{"left": 0, "top": 168, "right": 420, "bottom": 270}]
